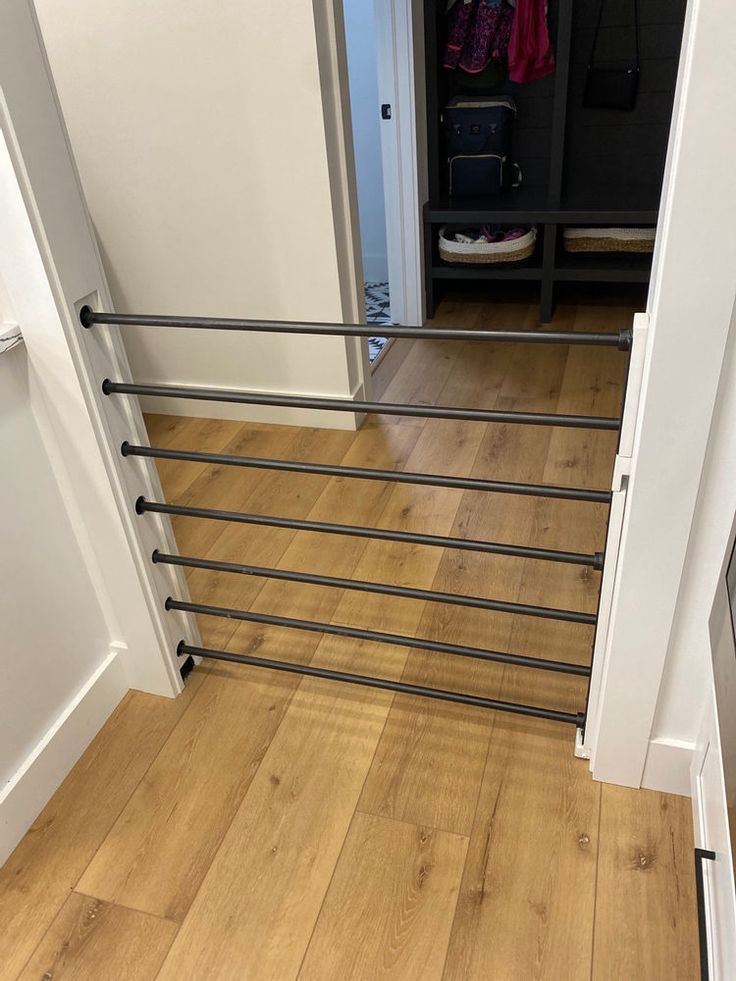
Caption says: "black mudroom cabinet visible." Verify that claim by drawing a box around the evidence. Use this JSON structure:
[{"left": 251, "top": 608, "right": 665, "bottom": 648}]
[{"left": 423, "top": 0, "right": 687, "bottom": 321}]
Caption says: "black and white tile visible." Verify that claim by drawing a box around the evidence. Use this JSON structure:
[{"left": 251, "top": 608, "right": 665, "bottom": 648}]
[{"left": 364, "top": 282, "right": 390, "bottom": 363}]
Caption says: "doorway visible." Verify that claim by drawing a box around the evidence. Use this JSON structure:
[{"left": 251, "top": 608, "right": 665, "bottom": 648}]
[
  {"left": 343, "top": 0, "right": 392, "bottom": 363},
  {"left": 341, "top": 0, "right": 425, "bottom": 367}
]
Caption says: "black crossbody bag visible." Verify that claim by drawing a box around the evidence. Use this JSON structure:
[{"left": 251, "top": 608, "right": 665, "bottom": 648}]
[{"left": 583, "top": 0, "right": 640, "bottom": 111}]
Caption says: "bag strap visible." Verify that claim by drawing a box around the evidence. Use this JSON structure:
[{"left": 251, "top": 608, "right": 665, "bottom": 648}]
[{"left": 588, "top": 0, "right": 640, "bottom": 69}]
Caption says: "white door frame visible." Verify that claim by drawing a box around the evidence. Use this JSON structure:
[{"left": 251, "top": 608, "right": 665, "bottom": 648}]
[
  {"left": 584, "top": 0, "right": 736, "bottom": 791},
  {"left": 371, "top": 0, "right": 425, "bottom": 327},
  {"left": 325, "top": 0, "right": 425, "bottom": 333},
  {"left": 342, "top": 0, "right": 426, "bottom": 326}
]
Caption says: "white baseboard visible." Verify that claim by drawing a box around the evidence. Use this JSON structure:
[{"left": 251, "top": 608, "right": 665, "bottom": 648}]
[
  {"left": 139, "top": 380, "right": 366, "bottom": 431},
  {"left": 0, "top": 650, "right": 127, "bottom": 865},
  {"left": 641, "top": 736, "right": 696, "bottom": 796}
]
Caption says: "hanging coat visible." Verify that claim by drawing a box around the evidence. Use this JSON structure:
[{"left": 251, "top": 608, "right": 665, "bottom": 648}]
[
  {"left": 444, "top": 0, "right": 514, "bottom": 74},
  {"left": 507, "top": 0, "right": 555, "bottom": 83}
]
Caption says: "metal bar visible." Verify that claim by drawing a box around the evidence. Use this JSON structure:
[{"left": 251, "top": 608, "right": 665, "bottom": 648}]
[
  {"left": 153, "top": 529, "right": 597, "bottom": 578},
  {"left": 103, "top": 380, "right": 620, "bottom": 431},
  {"left": 154, "top": 527, "right": 596, "bottom": 573},
  {"left": 177, "top": 641, "right": 582, "bottom": 724},
  {"left": 156, "top": 550, "right": 598, "bottom": 617},
  {"left": 166, "top": 598, "right": 590, "bottom": 676},
  {"left": 139, "top": 499, "right": 596, "bottom": 624},
  {"left": 81, "top": 306, "right": 630, "bottom": 349},
  {"left": 695, "top": 848, "right": 715, "bottom": 981},
  {"left": 122, "top": 441, "right": 612, "bottom": 508}
]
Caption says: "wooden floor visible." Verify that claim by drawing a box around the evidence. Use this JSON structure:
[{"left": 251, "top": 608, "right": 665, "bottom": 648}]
[{"left": 1, "top": 293, "right": 698, "bottom": 980}]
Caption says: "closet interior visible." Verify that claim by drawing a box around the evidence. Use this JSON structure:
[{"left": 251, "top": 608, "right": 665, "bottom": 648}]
[{"left": 423, "top": 0, "right": 687, "bottom": 322}]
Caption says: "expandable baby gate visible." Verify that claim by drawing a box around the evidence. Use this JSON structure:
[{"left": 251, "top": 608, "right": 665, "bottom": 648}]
[{"left": 81, "top": 306, "right": 633, "bottom": 736}]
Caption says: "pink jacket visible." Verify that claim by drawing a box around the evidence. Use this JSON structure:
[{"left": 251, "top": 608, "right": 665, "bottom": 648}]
[
  {"left": 508, "top": 0, "right": 555, "bottom": 84},
  {"left": 444, "top": 0, "right": 554, "bottom": 85}
]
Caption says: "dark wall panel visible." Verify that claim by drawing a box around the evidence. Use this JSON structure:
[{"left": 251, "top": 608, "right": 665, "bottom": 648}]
[
  {"left": 425, "top": 0, "right": 686, "bottom": 200},
  {"left": 564, "top": 0, "right": 686, "bottom": 193}
]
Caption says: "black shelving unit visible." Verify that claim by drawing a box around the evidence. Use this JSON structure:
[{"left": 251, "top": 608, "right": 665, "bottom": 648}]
[{"left": 423, "top": 0, "right": 686, "bottom": 322}]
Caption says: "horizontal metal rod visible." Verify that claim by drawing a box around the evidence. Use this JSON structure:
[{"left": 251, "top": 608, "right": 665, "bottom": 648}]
[
  {"left": 103, "top": 380, "right": 619, "bottom": 431},
  {"left": 153, "top": 528, "right": 597, "bottom": 580},
  {"left": 139, "top": 500, "right": 598, "bottom": 623},
  {"left": 167, "top": 598, "right": 590, "bottom": 676},
  {"left": 177, "top": 641, "right": 582, "bottom": 724},
  {"left": 122, "top": 441, "right": 612, "bottom": 508},
  {"left": 156, "top": 551, "right": 595, "bottom": 621},
  {"left": 152, "top": 520, "right": 597, "bottom": 570},
  {"left": 81, "top": 306, "right": 630, "bottom": 349}
]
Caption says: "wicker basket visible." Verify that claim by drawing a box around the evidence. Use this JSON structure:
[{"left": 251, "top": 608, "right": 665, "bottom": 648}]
[
  {"left": 438, "top": 226, "right": 537, "bottom": 265},
  {"left": 563, "top": 226, "right": 655, "bottom": 254}
]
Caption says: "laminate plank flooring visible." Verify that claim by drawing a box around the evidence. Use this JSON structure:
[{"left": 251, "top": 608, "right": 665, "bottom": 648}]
[{"left": 1, "top": 293, "right": 698, "bottom": 981}]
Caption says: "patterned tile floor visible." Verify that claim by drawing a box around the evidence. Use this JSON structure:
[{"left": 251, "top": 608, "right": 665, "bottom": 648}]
[{"left": 365, "top": 282, "right": 391, "bottom": 362}]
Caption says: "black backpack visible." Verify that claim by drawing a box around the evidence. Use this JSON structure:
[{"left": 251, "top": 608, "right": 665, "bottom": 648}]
[{"left": 442, "top": 96, "right": 520, "bottom": 196}]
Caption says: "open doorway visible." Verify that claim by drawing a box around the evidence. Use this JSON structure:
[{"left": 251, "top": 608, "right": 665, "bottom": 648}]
[
  {"left": 340, "top": 0, "right": 425, "bottom": 369},
  {"left": 342, "top": 0, "right": 392, "bottom": 364}
]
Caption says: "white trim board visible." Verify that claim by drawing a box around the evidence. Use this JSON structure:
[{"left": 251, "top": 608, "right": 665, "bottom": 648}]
[
  {"left": 373, "top": 0, "right": 424, "bottom": 327},
  {"left": 641, "top": 737, "right": 696, "bottom": 797},
  {"left": 311, "top": 0, "right": 371, "bottom": 401},
  {"left": 0, "top": 649, "right": 127, "bottom": 865},
  {"left": 330, "top": 0, "right": 424, "bottom": 330}
]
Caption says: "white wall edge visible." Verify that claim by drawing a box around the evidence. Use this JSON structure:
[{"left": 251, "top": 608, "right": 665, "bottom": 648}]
[
  {"left": 641, "top": 736, "right": 696, "bottom": 797},
  {"left": 311, "top": 0, "right": 372, "bottom": 402},
  {"left": 0, "top": 647, "right": 127, "bottom": 864}
]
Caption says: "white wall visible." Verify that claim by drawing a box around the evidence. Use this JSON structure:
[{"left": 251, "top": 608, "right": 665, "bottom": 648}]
[
  {"left": 0, "top": 338, "right": 124, "bottom": 859},
  {"left": 591, "top": 0, "right": 736, "bottom": 794},
  {"left": 344, "top": 0, "right": 388, "bottom": 283},
  {"left": 0, "top": 0, "right": 198, "bottom": 861},
  {"left": 34, "top": 0, "right": 367, "bottom": 427},
  {"left": 0, "top": 267, "right": 110, "bottom": 760},
  {"left": 650, "top": 299, "right": 736, "bottom": 766}
]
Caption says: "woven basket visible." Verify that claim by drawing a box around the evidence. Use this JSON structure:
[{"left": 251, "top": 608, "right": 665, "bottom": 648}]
[
  {"left": 439, "top": 226, "right": 536, "bottom": 265},
  {"left": 563, "top": 226, "right": 655, "bottom": 254}
]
